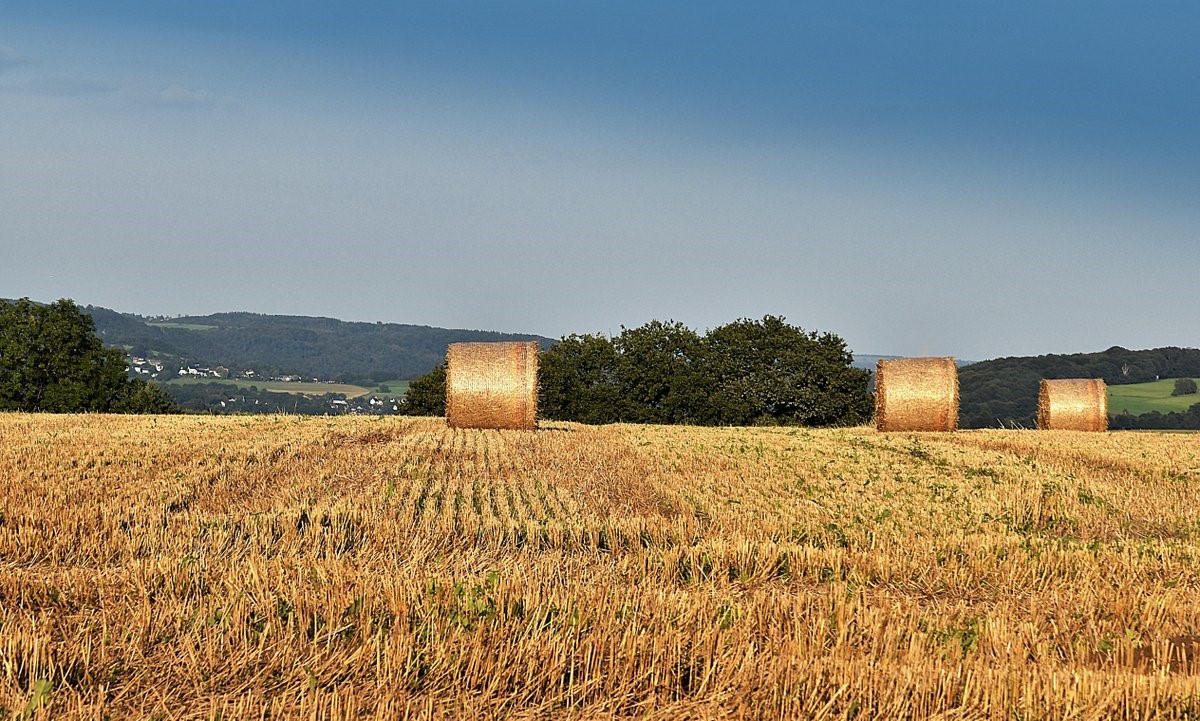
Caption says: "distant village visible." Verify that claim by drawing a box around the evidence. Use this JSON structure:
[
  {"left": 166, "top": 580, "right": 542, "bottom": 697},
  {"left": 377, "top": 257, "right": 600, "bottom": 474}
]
[
  {"left": 128, "top": 356, "right": 406, "bottom": 415},
  {"left": 129, "top": 355, "right": 327, "bottom": 382}
]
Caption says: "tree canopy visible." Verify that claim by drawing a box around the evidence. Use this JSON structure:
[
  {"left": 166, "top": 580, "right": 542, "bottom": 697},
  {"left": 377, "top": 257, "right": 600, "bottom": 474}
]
[
  {"left": 538, "top": 333, "right": 631, "bottom": 424},
  {"left": 0, "top": 298, "right": 178, "bottom": 413}
]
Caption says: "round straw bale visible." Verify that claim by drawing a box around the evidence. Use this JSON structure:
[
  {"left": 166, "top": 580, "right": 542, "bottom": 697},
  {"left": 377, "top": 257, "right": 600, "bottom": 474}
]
[
  {"left": 874, "top": 357, "right": 959, "bottom": 432},
  {"left": 445, "top": 341, "right": 539, "bottom": 430},
  {"left": 1037, "top": 378, "right": 1107, "bottom": 431}
]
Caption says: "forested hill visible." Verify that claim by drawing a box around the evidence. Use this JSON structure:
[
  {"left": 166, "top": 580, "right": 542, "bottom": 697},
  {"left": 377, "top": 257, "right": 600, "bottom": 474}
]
[
  {"left": 85, "top": 306, "right": 553, "bottom": 383},
  {"left": 960, "top": 346, "right": 1200, "bottom": 428}
]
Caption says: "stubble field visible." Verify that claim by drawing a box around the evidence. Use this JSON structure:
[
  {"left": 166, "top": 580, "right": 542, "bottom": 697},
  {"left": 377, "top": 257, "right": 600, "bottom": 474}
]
[{"left": 2, "top": 414, "right": 1200, "bottom": 719}]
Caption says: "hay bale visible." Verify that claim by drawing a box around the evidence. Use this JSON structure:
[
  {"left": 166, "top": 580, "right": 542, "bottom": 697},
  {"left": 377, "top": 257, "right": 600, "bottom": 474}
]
[
  {"left": 874, "top": 357, "right": 959, "bottom": 432},
  {"left": 1037, "top": 378, "right": 1107, "bottom": 431},
  {"left": 445, "top": 341, "right": 538, "bottom": 430}
]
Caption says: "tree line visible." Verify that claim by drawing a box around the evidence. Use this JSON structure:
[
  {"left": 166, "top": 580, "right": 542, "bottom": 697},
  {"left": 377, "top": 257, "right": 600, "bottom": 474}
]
[
  {"left": 165, "top": 382, "right": 359, "bottom": 415},
  {"left": 1110, "top": 404, "right": 1200, "bottom": 431},
  {"left": 405, "top": 316, "right": 873, "bottom": 427}
]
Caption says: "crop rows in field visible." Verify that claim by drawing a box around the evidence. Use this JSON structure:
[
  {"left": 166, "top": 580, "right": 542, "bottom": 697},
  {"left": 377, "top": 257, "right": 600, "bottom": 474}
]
[{"left": 2, "top": 414, "right": 1200, "bottom": 719}]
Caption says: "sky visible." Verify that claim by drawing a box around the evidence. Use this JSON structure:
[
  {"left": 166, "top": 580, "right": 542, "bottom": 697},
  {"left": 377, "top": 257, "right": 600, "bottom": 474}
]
[{"left": 1, "top": 2, "right": 1197, "bottom": 361}]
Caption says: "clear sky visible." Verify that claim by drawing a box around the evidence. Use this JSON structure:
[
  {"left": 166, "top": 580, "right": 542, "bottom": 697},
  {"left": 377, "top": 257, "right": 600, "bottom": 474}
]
[{"left": 2, "top": 2, "right": 1196, "bottom": 360}]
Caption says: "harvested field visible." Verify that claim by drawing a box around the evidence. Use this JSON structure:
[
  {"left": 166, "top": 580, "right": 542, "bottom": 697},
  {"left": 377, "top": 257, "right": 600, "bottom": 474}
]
[{"left": 3, "top": 414, "right": 1200, "bottom": 719}]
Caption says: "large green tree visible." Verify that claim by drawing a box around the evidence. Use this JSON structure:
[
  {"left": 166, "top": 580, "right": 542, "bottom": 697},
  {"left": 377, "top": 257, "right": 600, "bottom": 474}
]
[
  {"left": 613, "top": 321, "right": 706, "bottom": 425},
  {"left": 0, "top": 298, "right": 177, "bottom": 413},
  {"left": 700, "top": 316, "right": 873, "bottom": 426},
  {"left": 539, "top": 333, "right": 629, "bottom": 424}
]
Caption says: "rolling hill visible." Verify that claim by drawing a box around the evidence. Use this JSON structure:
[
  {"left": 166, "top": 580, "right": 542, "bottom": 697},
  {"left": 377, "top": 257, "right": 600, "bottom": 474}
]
[{"left": 84, "top": 306, "right": 554, "bottom": 383}]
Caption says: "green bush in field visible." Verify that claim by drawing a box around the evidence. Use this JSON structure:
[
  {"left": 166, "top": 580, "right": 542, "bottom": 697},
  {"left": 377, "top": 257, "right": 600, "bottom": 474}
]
[{"left": 1171, "top": 377, "right": 1198, "bottom": 396}]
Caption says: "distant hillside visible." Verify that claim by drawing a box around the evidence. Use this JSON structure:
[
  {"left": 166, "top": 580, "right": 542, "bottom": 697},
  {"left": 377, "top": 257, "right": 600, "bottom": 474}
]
[
  {"left": 960, "top": 346, "right": 1200, "bottom": 428},
  {"left": 84, "top": 306, "right": 553, "bottom": 383}
]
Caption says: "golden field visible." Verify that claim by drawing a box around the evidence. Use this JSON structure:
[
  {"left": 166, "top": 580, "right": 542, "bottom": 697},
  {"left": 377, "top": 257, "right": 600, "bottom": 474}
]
[{"left": 2, "top": 414, "right": 1200, "bottom": 719}]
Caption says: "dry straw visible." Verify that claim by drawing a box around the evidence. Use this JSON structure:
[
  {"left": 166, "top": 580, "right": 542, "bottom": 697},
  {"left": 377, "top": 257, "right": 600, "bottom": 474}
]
[
  {"left": 1037, "top": 378, "right": 1108, "bottom": 431},
  {"left": 874, "top": 357, "right": 959, "bottom": 432},
  {"left": 446, "top": 341, "right": 539, "bottom": 430}
]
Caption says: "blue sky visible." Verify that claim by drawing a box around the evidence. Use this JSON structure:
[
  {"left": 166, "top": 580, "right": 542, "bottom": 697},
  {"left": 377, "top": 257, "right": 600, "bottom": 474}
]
[{"left": 1, "top": 2, "right": 1196, "bottom": 360}]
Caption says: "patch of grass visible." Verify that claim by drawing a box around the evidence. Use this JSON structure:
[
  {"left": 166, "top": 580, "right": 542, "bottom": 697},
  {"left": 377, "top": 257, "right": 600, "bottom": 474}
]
[
  {"left": 1109, "top": 378, "right": 1200, "bottom": 416},
  {"left": 365, "top": 380, "right": 410, "bottom": 399}
]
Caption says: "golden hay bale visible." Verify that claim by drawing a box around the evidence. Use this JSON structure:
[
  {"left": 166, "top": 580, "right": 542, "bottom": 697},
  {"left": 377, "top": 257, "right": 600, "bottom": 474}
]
[
  {"left": 874, "top": 357, "right": 959, "bottom": 432},
  {"left": 1037, "top": 378, "right": 1108, "bottom": 432},
  {"left": 445, "top": 341, "right": 539, "bottom": 430}
]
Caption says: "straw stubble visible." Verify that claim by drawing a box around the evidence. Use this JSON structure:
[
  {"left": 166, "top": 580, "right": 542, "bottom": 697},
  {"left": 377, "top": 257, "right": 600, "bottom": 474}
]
[{"left": 5, "top": 414, "right": 1200, "bottom": 718}]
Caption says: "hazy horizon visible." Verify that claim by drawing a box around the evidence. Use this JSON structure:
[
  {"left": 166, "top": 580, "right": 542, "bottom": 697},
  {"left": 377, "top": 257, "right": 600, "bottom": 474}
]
[{"left": 3, "top": 3, "right": 1197, "bottom": 360}]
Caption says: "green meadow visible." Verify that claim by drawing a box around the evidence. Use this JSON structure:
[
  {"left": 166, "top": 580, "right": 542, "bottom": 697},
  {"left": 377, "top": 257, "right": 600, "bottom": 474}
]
[
  {"left": 363, "top": 380, "right": 410, "bottom": 398},
  {"left": 1109, "top": 378, "right": 1200, "bottom": 415}
]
